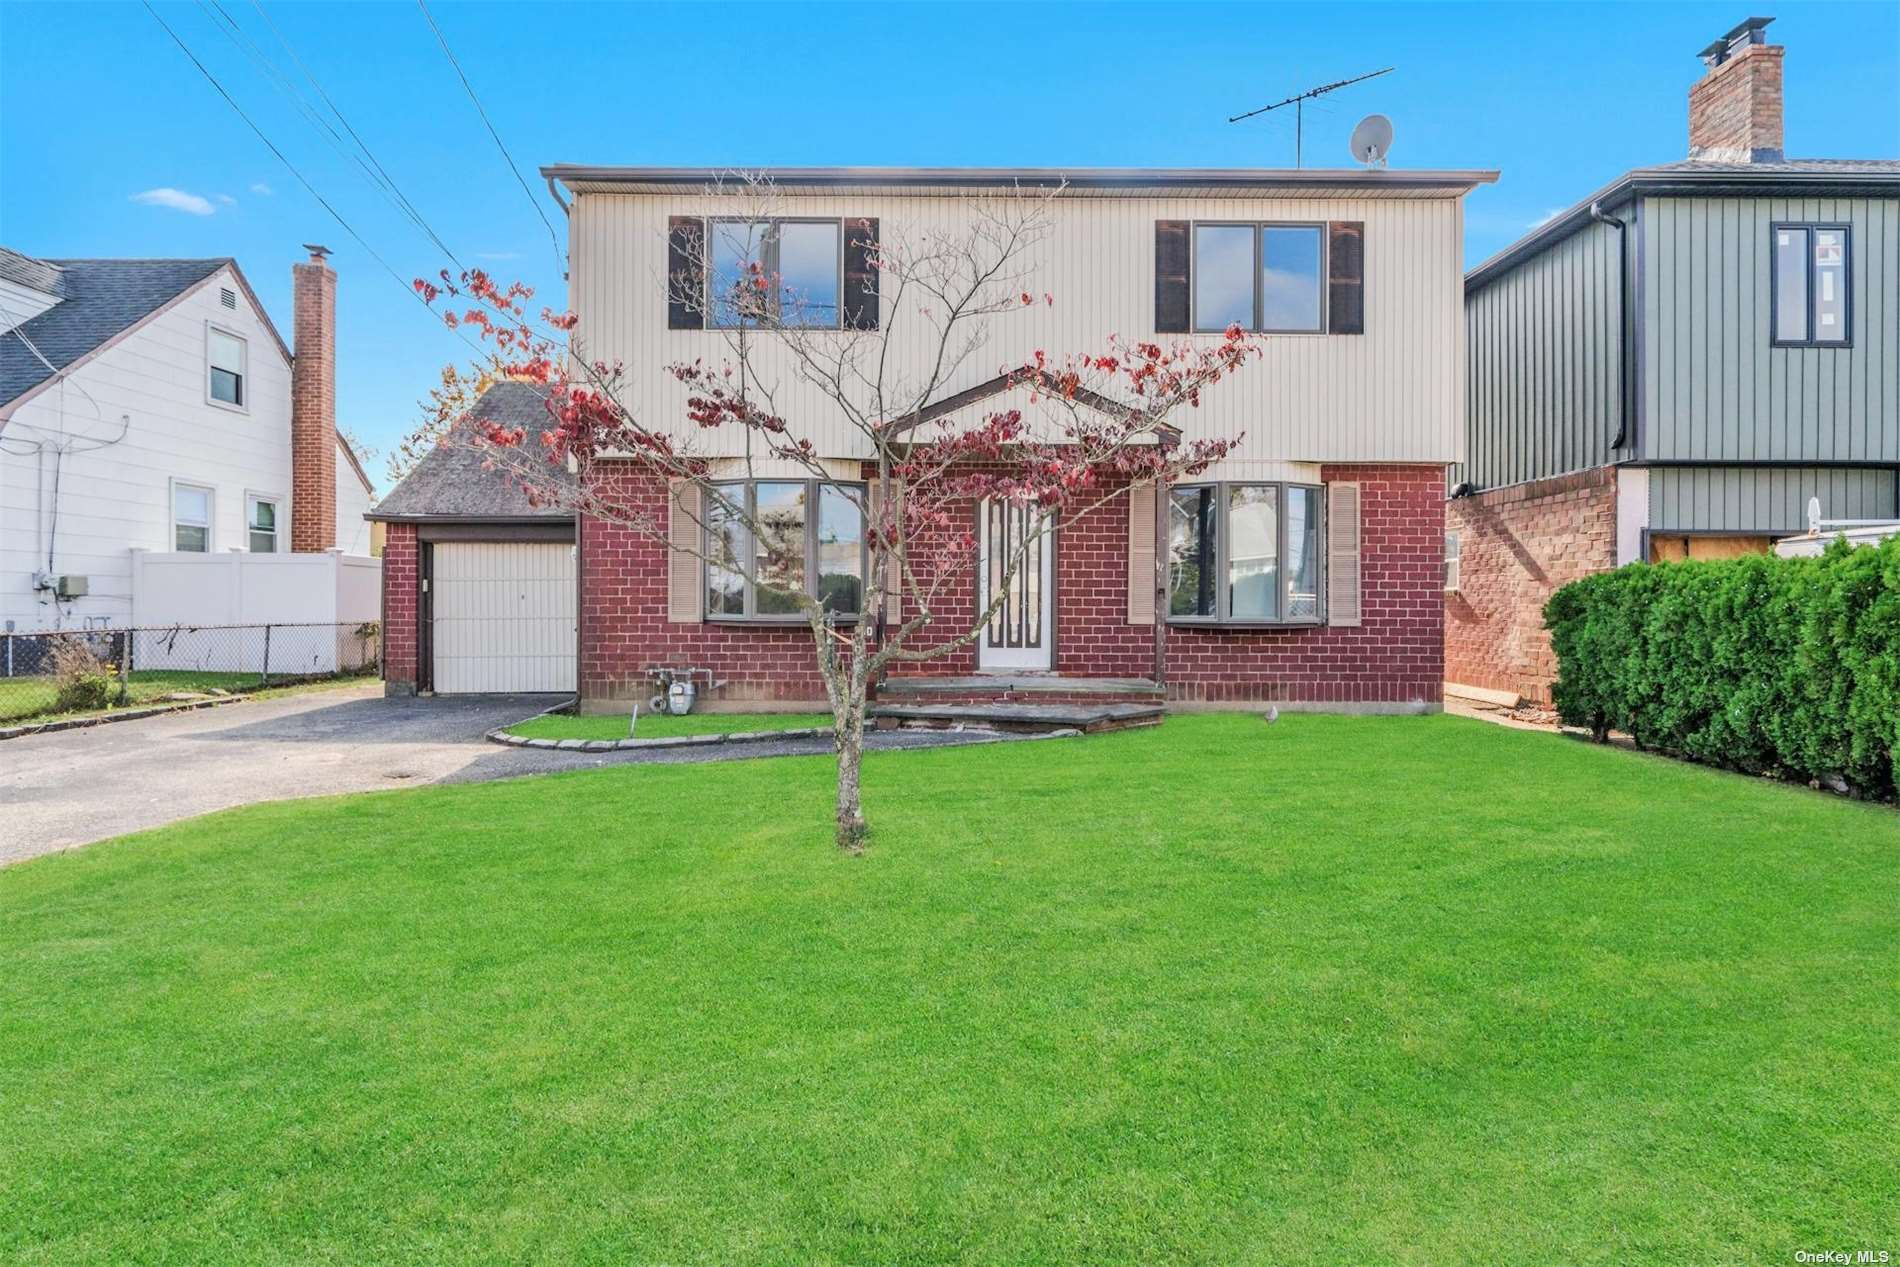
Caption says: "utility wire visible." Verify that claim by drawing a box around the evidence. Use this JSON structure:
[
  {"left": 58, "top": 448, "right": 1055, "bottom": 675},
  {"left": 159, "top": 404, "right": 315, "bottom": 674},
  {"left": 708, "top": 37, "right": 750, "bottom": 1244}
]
[{"left": 415, "top": 0, "right": 564, "bottom": 269}]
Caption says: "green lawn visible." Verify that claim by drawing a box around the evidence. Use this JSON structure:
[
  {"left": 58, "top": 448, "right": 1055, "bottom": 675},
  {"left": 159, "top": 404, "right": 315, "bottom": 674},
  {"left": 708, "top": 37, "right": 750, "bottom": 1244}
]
[
  {"left": 2, "top": 715, "right": 1893, "bottom": 1265},
  {"left": 507, "top": 709, "right": 832, "bottom": 740}
]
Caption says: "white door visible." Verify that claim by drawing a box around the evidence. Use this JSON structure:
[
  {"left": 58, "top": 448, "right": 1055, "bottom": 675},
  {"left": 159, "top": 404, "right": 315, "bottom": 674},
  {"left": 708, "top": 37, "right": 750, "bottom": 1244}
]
[
  {"left": 977, "top": 499, "right": 1054, "bottom": 671},
  {"left": 432, "top": 542, "right": 576, "bottom": 693}
]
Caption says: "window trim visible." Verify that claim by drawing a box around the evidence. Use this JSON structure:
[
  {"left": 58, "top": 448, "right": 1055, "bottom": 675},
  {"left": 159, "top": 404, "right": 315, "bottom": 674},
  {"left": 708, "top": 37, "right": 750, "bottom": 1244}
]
[
  {"left": 245, "top": 491, "right": 283, "bottom": 554},
  {"left": 707, "top": 216, "right": 846, "bottom": 331},
  {"left": 1189, "top": 220, "right": 1329, "bottom": 335},
  {"left": 1769, "top": 222, "right": 1853, "bottom": 349},
  {"left": 171, "top": 478, "right": 215, "bottom": 553},
  {"left": 704, "top": 478, "right": 869, "bottom": 623},
  {"left": 1166, "top": 480, "right": 1326, "bottom": 626},
  {"left": 1444, "top": 530, "right": 1461, "bottom": 593},
  {"left": 205, "top": 320, "right": 249, "bottom": 413}
]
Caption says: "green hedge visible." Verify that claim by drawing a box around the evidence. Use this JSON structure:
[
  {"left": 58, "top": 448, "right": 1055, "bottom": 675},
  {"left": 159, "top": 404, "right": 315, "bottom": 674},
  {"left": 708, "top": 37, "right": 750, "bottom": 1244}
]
[{"left": 1544, "top": 536, "right": 1900, "bottom": 799}]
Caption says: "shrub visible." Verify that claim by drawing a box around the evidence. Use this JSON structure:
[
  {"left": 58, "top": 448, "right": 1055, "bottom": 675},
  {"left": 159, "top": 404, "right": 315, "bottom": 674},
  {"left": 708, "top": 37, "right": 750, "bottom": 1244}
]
[
  {"left": 49, "top": 640, "right": 123, "bottom": 714},
  {"left": 1544, "top": 536, "right": 1900, "bottom": 799}
]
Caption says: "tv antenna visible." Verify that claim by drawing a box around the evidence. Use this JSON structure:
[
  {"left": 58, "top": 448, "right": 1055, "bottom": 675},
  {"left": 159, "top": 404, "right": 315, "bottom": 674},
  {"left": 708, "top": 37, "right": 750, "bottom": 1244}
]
[{"left": 1228, "top": 66, "right": 1395, "bottom": 168}]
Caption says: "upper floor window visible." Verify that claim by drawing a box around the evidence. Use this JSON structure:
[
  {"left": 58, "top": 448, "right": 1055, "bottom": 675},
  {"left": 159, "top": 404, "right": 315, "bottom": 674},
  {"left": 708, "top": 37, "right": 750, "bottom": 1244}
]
[
  {"left": 173, "top": 481, "right": 213, "bottom": 552},
  {"left": 706, "top": 479, "right": 865, "bottom": 620},
  {"left": 1193, "top": 223, "right": 1326, "bottom": 334},
  {"left": 1167, "top": 481, "right": 1323, "bottom": 624},
  {"left": 1772, "top": 224, "right": 1851, "bottom": 347},
  {"left": 207, "top": 325, "right": 247, "bottom": 407},
  {"left": 709, "top": 219, "right": 842, "bottom": 329}
]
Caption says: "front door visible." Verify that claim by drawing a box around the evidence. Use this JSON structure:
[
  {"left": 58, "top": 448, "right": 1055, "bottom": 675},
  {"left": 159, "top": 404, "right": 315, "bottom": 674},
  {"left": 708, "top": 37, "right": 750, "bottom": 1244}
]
[{"left": 977, "top": 499, "right": 1054, "bottom": 671}]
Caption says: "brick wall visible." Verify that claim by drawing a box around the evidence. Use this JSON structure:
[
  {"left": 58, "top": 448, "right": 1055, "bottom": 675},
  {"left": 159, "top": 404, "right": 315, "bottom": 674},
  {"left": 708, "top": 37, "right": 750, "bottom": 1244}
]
[
  {"left": 290, "top": 252, "right": 338, "bottom": 552},
  {"left": 381, "top": 522, "right": 418, "bottom": 695},
  {"left": 579, "top": 462, "right": 1444, "bottom": 711},
  {"left": 1444, "top": 467, "right": 1617, "bottom": 703},
  {"left": 1688, "top": 41, "right": 1783, "bottom": 162}
]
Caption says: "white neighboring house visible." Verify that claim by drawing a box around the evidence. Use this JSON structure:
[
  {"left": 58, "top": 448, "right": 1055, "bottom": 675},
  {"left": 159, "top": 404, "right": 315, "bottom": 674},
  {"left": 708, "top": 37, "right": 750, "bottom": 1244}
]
[{"left": 0, "top": 244, "right": 377, "bottom": 634}]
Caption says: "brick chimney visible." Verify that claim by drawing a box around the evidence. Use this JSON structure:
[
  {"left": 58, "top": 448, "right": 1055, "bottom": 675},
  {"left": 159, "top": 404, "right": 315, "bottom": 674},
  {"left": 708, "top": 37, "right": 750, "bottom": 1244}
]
[
  {"left": 1688, "top": 16, "right": 1784, "bottom": 163},
  {"left": 290, "top": 244, "right": 337, "bottom": 552}
]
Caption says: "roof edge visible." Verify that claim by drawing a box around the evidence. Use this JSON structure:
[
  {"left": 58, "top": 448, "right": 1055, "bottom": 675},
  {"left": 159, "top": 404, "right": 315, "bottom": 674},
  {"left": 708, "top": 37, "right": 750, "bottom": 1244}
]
[
  {"left": 1467, "top": 165, "right": 1900, "bottom": 292},
  {"left": 365, "top": 512, "right": 576, "bottom": 524},
  {"left": 544, "top": 164, "right": 1500, "bottom": 195}
]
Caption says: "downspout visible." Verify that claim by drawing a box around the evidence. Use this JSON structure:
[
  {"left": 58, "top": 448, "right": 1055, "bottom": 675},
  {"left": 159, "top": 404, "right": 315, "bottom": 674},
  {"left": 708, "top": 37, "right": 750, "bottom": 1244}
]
[
  {"left": 1589, "top": 200, "right": 1630, "bottom": 451},
  {"left": 544, "top": 175, "right": 569, "bottom": 216}
]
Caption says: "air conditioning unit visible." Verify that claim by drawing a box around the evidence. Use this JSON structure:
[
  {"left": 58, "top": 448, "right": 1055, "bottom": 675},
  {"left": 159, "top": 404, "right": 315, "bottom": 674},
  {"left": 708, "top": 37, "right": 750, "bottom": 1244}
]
[{"left": 54, "top": 575, "right": 89, "bottom": 599}]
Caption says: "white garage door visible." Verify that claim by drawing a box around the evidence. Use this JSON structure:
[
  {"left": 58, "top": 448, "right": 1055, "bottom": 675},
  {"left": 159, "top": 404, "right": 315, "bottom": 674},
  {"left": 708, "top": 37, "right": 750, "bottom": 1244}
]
[{"left": 432, "top": 542, "right": 576, "bottom": 693}]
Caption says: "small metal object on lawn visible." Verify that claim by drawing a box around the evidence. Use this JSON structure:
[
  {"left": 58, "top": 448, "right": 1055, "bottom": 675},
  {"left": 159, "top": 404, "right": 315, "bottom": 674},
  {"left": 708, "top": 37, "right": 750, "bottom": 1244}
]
[{"left": 1265, "top": 706, "right": 1279, "bottom": 724}]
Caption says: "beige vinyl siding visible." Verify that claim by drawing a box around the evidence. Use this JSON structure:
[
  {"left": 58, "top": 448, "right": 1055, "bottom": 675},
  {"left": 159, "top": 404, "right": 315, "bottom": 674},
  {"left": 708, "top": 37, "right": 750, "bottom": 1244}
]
[
  {"left": 1648, "top": 465, "right": 1899, "bottom": 533},
  {"left": 1642, "top": 195, "right": 1899, "bottom": 464},
  {"left": 569, "top": 191, "right": 1466, "bottom": 476},
  {"left": 432, "top": 542, "right": 576, "bottom": 693}
]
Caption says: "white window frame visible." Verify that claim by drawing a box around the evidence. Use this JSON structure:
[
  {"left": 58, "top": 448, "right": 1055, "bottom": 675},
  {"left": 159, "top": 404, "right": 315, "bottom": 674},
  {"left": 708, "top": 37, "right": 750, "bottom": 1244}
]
[
  {"left": 205, "top": 320, "right": 249, "bottom": 413},
  {"left": 171, "top": 479, "right": 215, "bottom": 553},
  {"left": 1444, "top": 531, "right": 1461, "bottom": 592},
  {"left": 245, "top": 491, "right": 283, "bottom": 554}
]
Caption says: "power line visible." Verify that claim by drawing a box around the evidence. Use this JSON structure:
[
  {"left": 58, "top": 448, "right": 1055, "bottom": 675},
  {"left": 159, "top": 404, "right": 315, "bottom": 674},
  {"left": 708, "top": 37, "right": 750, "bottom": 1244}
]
[{"left": 415, "top": 0, "right": 564, "bottom": 270}]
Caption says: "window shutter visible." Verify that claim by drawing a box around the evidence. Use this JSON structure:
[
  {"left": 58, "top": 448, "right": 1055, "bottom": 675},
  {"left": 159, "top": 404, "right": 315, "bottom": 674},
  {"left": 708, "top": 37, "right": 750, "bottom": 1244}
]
[
  {"left": 667, "top": 216, "right": 706, "bottom": 330},
  {"left": 1327, "top": 482, "right": 1361, "bottom": 626},
  {"left": 1127, "top": 481, "right": 1156, "bottom": 624},
  {"left": 1155, "top": 220, "right": 1189, "bottom": 333},
  {"left": 1327, "top": 221, "right": 1365, "bottom": 335},
  {"left": 868, "top": 478, "right": 903, "bottom": 624},
  {"left": 667, "top": 478, "right": 703, "bottom": 622},
  {"left": 843, "top": 217, "right": 879, "bottom": 330}
]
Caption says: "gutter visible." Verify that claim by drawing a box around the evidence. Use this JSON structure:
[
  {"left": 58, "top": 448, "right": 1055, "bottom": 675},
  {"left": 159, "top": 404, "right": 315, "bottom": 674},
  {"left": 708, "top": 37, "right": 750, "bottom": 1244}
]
[
  {"left": 1588, "top": 200, "right": 1631, "bottom": 451},
  {"left": 542, "top": 163, "right": 1500, "bottom": 195}
]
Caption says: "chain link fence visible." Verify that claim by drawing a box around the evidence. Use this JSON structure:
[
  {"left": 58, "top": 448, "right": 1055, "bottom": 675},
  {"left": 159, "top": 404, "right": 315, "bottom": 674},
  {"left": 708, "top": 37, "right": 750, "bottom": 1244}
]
[{"left": 0, "top": 622, "right": 380, "bottom": 724}]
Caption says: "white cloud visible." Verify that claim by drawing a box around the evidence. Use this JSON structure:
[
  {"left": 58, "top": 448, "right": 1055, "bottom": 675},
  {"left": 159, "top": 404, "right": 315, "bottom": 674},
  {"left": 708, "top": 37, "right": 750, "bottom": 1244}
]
[
  {"left": 131, "top": 187, "right": 216, "bottom": 216},
  {"left": 1531, "top": 206, "right": 1566, "bottom": 228},
  {"left": 214, "top": 193, "right": 237, "bottom": 206},
  {"left": 250, "top": 182, "right": 273, "bottom": 196}
]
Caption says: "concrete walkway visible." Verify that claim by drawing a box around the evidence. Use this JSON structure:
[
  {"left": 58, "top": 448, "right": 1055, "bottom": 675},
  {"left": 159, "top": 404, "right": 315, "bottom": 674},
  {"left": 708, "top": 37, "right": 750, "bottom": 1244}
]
[{"left": 0, "top": 684, "right": 1035, "bottom": 865}]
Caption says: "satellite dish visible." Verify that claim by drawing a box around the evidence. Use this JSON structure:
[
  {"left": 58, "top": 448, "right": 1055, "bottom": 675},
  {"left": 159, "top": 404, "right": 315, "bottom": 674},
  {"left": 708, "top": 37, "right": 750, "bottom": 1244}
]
[{"left": 1349, "top": 114, "right": 1394, "bottom": 167}]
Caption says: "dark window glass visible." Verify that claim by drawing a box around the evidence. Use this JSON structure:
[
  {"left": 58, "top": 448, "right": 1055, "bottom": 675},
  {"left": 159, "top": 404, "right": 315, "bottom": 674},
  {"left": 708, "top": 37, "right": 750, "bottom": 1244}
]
[
  {"left": 1285, "top": 485, "right": 1321, "bottom": 619},
  {"left": 1168, "top": 487, "right": 1217, "bottom": 616},
  {"left": 1774, "top": 227, "right": 1810, "bottom": 342},
  {"left": 210, "top": 368, "right": 242, "bottom": 406}
]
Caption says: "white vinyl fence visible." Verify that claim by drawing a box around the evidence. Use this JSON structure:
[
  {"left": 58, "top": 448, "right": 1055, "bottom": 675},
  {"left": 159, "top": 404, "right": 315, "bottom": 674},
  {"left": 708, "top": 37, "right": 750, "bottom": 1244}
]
[{"left": 129, "top": 548, "right": 380, "bottom": 674}]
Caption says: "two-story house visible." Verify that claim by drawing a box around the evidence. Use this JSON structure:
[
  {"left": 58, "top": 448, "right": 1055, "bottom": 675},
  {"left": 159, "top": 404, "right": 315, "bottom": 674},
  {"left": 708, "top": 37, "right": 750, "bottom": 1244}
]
[
  {"left": 375, "top": 164, "right": 1496, "bottom": 711},
  {"left": 0, "top": 245, "right": 377, "bottom": 632},
  {"left": 1446, "top": 18, "right": 1900, "bottom": 704}
]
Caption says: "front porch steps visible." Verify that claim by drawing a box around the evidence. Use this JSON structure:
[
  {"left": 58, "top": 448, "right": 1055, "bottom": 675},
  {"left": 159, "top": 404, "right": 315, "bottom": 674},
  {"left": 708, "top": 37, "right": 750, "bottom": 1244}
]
[{"left": 868, "top": 700, "right": 1163, "bottom": 735}]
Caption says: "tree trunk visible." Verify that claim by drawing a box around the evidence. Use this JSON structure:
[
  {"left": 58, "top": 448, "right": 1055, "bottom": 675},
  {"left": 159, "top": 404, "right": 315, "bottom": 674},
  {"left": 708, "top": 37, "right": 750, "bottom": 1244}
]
[{"left": 833, "top": 693, "right": 869, "bottom": 852}]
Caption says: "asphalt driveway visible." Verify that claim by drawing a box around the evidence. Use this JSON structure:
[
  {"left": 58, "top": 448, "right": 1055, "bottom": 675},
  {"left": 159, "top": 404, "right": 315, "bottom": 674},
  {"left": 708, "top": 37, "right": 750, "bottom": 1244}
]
[{"left": 1, "top": 686, "right": 580, "bottom": 865}]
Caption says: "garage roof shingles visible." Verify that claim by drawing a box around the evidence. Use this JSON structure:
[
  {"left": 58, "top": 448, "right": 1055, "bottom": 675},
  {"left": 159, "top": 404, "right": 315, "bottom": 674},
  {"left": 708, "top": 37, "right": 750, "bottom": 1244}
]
[{"left": 369, "top": 382, "right": 577, "bottom": 521}]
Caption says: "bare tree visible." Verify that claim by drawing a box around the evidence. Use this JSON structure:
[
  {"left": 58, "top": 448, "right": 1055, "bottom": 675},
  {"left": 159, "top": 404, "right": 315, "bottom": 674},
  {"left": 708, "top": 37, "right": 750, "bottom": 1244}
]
[{"left": 412, "top": 175, "right": 1262, "bottom": 850}]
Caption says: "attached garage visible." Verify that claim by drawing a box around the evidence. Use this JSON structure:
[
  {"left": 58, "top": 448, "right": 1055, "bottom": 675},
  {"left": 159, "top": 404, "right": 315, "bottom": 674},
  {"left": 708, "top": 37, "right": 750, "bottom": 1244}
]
[
  {"left": 429, "top": 540, "right": 576, "bottom": 693},
  {"left": 365, "top": 382, "right": 581, "bottom": 699}
]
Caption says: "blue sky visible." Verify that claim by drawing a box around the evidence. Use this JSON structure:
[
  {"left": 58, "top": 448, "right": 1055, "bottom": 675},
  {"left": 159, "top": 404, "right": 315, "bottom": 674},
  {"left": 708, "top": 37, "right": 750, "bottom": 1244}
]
[{"left": 3, "top": 1, "right": 1895, "bottom": 488}]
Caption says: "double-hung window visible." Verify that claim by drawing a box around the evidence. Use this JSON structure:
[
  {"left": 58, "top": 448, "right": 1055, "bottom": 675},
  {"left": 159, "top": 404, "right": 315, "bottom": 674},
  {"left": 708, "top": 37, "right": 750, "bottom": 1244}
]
[
  {"left": 1772, "top": 224, "right": 1851, "bottom": 346},
  {"left": 1193, "top": 223, "right": 1326, "bottom": 333},
  {"left": 247, "top": 494, "right": 280, "bottom": 553},
  {"left": 707, "top": 479, "right": 866, "bottom": 619},
  {"left": 207, "top": 325, "right": 247, "bottom": 407},
  {"left": 173, "top": 482, "right": 213, "bottom": 552},
  {"left": 709, "top": 218, "right": 842, "bottom": 329},
  {"left": 1167, "top": 482, "right": 1323, "bottom": 623}
]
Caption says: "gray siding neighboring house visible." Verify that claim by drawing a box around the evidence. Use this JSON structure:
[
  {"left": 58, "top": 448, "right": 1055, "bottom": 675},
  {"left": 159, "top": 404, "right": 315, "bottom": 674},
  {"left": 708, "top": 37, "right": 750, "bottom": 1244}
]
[{"left": 1445, "top": 16, "right": 1899, "bottom": 703}]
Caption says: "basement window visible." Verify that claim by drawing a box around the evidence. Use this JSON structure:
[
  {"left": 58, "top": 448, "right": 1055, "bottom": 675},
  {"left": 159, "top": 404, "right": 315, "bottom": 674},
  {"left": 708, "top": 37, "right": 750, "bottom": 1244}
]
[
  {"left": 207, "top": 325, "right": 247, "bottom": 408},
  {"left": 1167, "top": 481, "right": 1323, "bottom": 624},
  {"left": 706, "top": 480, "right": 865, "bottom": 620},
  {"left": 1772, "top": 224, "right": 1851, "bottom": 347}
]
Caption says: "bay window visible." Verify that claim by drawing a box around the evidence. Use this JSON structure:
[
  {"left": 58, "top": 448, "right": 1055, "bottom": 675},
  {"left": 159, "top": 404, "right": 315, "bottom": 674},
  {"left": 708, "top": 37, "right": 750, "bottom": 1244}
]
[
  {"left": 1167, "top": 481, "right": 1324, "bottom": 624},
  {"left": 706, "top": 480, "right": 866, "bottom": 620}
]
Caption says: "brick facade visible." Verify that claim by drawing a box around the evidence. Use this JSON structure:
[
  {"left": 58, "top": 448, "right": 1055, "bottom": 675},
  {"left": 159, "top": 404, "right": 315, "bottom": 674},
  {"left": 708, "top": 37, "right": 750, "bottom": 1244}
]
[
  {"left": 1687, "top": 40, "right": 1783, "bottom": 162},
  {"left": 381, "top": 522, "right": 419, "bottom": 695},
  {"left": 290, "top": 250, "right": 337, "bottom": 553},
  {"left": 1444, "top": 467, "right": 1617, "bottom": 704},
  {"left": 575, "top": 462, "right": 1444, "bottom": 711}
]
